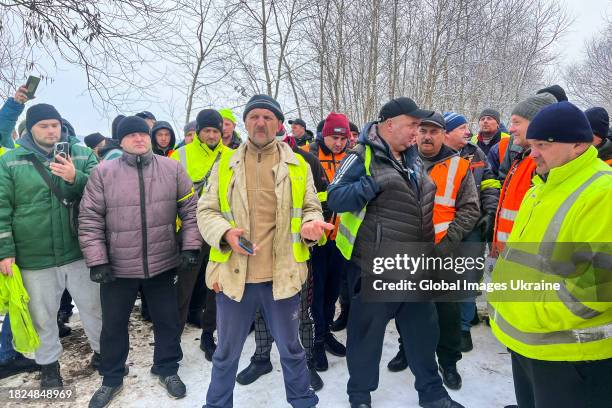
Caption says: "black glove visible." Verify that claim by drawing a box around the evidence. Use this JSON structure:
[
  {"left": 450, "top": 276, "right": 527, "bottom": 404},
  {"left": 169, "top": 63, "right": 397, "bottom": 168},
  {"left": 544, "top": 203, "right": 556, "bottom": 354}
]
[
  {"left": 476, "top": 213, "right": 495, "bottom": 243},
  {"left": 90, "top": 263, "right": 114, "bottom": 284},
  {"left": 179, "top": 250, "right": 200, "bottom": 271}
]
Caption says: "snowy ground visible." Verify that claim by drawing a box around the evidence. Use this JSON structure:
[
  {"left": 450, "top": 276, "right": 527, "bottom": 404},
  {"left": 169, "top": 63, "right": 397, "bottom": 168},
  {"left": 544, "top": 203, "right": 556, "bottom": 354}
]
[{"left": 1, "top": 304, "right": 516, "bottom": 408}]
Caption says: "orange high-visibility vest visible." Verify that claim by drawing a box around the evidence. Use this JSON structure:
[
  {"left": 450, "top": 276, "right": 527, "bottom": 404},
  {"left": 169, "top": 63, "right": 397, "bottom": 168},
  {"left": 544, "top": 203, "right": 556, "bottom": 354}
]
[
  {"left": 606, "top": 158, "right": 612, "bottom": 165},
  {"left": 493, "top": 156, "right": 537, "bottom": 250},
  {"left": 302, "top": 142, "right": 346, "bottom": 240},
  {"left": 498, "top": 137, "right": 510, "bottom": 165},
  {"left": 428, "top": 155, "right": 471, "bottom": 243}
]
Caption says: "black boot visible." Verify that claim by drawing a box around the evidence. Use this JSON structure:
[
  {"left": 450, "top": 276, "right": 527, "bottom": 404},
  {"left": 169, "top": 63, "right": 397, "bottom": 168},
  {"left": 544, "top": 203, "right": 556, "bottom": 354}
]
[
  {"left": 459, "top": 331, "right": 473, "bottom": 352},
  {"left": 439, "top": 364, "right": 462, "bottom": 390},
  {"left": 323, "top": 333, "right": 346, "bottom": 357},
  {"left": 40, "top": 361, "right": 63, "bottom": 388},
  {"left": 89, "top": 384, "right": 123, "bottom": 408},
  {"left": 420, "top": 396, "right": 465, "bottom": 408},
  {"left": 57, "top": 319, "right": 71, "bottom": 338},
  {"left": 157, "top": 374, "right": 186, "bottom": 399},
  {"left": 235, "top": 360, "right": 273, "bottom": 385},
  {"left": 308, "top": 359, "right": 323, "bottom": 391},
  {"left": 199, "top": 332, "right": 216, "bottom": 362},
  {"left": 312, "top": 342, "right": 328, "bottom": 371},
  {"left": 331, "top": 307, "right": 349, "bottom": 332},
  {"left": 387, "top": 346, "right": 408, "bottom": 372},
  {"left": 0, "top": 354, "right": 40, "bottom": 379}
]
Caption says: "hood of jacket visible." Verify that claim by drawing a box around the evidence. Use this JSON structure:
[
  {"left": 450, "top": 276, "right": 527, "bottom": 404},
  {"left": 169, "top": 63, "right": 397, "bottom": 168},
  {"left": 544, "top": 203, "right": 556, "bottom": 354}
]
[
  {"left": 596, "top": 137, "right": 612, "bottom": 161},
  {"left": 16, "top": 129, "right": 71, "bottom": 160},
  {"left": 151, "top": 121, "right": 176, "bottom": 155}
]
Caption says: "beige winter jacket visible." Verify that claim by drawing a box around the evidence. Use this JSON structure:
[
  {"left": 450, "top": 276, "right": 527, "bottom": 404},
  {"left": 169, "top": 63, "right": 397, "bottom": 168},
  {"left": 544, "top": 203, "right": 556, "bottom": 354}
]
[{"left": 197, "top": 140, "right": 323, "bottom": 301}]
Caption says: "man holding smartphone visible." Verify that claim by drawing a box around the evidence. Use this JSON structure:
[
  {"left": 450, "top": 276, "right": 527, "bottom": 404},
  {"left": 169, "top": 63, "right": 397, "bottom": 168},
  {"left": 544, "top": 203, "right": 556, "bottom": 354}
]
[
  {"left": 0, "top": 103, "right": 101, "bottom": 388},
  {"left": 198, "top": 94, "right": 332, "bottom": 408}
]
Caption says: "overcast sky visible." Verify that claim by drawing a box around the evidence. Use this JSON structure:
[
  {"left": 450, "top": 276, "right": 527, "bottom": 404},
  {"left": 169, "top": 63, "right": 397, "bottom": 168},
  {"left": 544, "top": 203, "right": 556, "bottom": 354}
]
[{"left": 14, "top": 0, "right": 612, "bottom": 139}]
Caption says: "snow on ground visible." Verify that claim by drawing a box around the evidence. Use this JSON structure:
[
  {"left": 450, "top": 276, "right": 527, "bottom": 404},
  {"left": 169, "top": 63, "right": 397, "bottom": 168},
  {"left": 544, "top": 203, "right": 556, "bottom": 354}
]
[{"left": 1, "top": 304, "right": 516, "bottom": 408}]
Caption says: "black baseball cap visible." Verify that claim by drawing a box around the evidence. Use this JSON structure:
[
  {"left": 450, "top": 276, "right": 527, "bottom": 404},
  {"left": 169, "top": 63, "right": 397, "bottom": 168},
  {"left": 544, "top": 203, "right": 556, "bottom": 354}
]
[
  {"left": 378, "top": 97, "right": 433, "bottom": 122},
  {"left": 288, "top": 118, "right": 307, "bottom": 128},
  {"left": 420, "top": 112, "right": 446, "bottom": 129}
]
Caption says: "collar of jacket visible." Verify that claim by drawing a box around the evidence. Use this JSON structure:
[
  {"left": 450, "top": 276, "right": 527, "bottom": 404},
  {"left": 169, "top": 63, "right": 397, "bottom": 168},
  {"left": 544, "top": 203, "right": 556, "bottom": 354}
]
[
  {"left": 478, "top": 129, "right": 502, "bottom": 144},
  {"left": 121, "top": 149, "right": 154, "bottom": 167},
  {"left": 229, "top": 138, "right": 298, "bottom": 169},
  {"left": 532, "top": 145, "right": 599, "bottom": 187},
  {"left": 419, "top": 144, "right": 459, "bottom": 169}
]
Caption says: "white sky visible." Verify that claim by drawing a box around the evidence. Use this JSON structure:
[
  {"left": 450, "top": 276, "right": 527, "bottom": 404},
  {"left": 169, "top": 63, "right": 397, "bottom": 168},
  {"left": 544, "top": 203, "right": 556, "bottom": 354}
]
[{"left": 13, "top": 0, "right": 612, "bottom": 140}]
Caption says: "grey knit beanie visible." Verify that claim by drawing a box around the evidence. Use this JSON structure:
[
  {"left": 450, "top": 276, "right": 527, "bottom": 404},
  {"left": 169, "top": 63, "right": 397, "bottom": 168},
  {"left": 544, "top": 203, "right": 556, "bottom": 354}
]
[{"left": 511, "top": 93, "right": 557, "bottom": 121}]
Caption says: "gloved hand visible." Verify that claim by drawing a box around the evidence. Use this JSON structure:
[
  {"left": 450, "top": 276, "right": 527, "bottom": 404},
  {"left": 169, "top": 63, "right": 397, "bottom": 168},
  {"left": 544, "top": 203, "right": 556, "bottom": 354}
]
[
  {"left": 179, "top": 250, "right": 200, "bottom": 272},
  {"left": 90, "top": 264, "right": 114, "bottom": 284},
  {"left": 476, "top": 213, "right": 495, "bottom": 243}
]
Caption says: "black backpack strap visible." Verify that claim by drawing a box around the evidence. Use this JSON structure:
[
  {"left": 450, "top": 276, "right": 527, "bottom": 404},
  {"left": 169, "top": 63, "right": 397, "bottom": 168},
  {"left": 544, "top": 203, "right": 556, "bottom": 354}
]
[{"left": 27, "top": 155, "right": 70, "bottom": 206}]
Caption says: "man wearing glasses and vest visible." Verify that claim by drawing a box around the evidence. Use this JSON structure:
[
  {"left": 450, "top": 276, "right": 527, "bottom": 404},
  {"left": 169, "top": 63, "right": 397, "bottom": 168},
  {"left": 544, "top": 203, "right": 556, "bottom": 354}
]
[
  {"left": 492, "top": 93, "right": 557, "bottom": 253},
  {"left": 197, "top": 94, "right": 332, "bottom": 408},
  {"left": 489, "top": 101, "right": 612, "bottom": 408},
  {"left": 328, "top": 97, "right": 464, "bottom": 408}
]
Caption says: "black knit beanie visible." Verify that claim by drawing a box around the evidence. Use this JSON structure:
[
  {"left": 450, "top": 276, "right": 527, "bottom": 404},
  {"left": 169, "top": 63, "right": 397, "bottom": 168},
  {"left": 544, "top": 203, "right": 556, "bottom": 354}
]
[
  {"left": 26, "top": 103, "right": 62, "bottom": 132},
  {"left": 116, "top": 116, "right": 150, "bottom": 142},
  {"left": 111, "top": 114, "right": 126, "bottom": 141},
  {"left": 196, "top": 109, "right": 223, "bottom": 133},
  {"left": 243, "top": 94, "right": 284, "bottom": 122}
]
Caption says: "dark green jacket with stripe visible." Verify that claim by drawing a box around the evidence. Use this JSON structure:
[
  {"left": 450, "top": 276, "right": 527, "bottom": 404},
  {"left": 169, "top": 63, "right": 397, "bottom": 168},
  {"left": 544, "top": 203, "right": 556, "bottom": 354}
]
[{"left": 0, "top": 135, "right": 98, "bottom": 270}]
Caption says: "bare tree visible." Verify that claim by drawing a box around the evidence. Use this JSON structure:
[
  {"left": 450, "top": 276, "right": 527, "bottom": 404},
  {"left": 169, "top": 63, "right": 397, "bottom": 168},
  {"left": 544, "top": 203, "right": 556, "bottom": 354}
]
[{"left": 565, "top": 17, "right": 612, "bottom": 112}]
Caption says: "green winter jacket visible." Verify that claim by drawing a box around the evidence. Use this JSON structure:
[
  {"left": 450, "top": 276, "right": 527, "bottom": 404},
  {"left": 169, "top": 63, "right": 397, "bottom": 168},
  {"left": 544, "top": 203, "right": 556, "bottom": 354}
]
[{"left": 0, "top": 135, "right": 98, "bottom": 270}]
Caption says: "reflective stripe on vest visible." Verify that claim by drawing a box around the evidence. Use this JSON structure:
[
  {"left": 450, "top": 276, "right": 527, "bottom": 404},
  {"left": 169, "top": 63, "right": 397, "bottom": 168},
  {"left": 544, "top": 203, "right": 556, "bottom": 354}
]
[
  {"left": 179, "top": 146, "right": 187, "bottom": 168},
  {"left": 335, "top": 146, "right": 372, "bottom": 260},
  {"left": 493, "top": 156, "right": 537, "bottom": 248},
  {"left": 429, "top": 155, "right": 470, "bottom": 243},
  {"left": 497, "top": 171, "right": 611, "bottom": 320},
  {"left": 208, "top": 150, "right": 310, "bottom": 263}
]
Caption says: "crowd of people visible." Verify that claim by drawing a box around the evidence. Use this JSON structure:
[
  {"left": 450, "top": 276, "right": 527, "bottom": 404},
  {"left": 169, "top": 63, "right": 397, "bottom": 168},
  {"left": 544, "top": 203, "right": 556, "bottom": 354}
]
[{"left": 0, "top": 81, "right": 610, "bottom": 408}]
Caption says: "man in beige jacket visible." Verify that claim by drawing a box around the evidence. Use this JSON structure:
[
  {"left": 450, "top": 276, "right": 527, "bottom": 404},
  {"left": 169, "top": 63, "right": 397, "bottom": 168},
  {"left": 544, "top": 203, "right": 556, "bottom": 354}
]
[{"left": 198, "top": 94, "right": 332, "bottom": 408}]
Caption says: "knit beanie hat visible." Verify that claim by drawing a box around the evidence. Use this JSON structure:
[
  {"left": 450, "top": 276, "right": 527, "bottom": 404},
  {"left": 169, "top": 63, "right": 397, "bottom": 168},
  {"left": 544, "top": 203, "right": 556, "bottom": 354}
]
[
  {"left": 111, "top": 114, "right": 126, "bottom": 141},
  {"left": 26, "top": 103, "right": 62, "bottom": 132},
  {"left": 243, "top": 94, "right": 284, "bottom": 122},
  {"left": 479, "top": 108, "right": 500, "bottom": 123},
  {"left": 511, "top": 93, "right": 557, "bottom": 121},
  {"left": 84, "top": 132, "right": 106, "bottom": 149},
  {"left": 349, "top": 122, "right": 359, "bottom": 134},
  {"left": 536, "top": 85, "right": 568, "bottom": 102},
  {"left": 183, "top": 120, "right": 197, "bottom": 134},
  {"left": 584, "top": 107, "right": 609, "bottom": 138},
  {"left": 218, "top": 108, "right": 237, "bottom": 124},
  {"left": 116, "top": 116, "right": 150, "bottom": 142},
  {"left": 322, "top": 112, "right": 350, "bottom": 138},
  {"left": 527, "top": 101, "right": 593, "bottom": 143},
  {"left": 443, "top": 112, "right": 468, "bottom": 132},
  {"left": 196, "top": 109, "right": 223, "bottom": 133}
]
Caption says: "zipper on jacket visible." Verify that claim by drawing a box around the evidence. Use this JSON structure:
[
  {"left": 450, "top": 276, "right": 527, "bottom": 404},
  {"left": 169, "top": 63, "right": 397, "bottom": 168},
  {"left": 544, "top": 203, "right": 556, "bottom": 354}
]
[{"left": 137, "top": 156, "right": 150, "bottom": 278}]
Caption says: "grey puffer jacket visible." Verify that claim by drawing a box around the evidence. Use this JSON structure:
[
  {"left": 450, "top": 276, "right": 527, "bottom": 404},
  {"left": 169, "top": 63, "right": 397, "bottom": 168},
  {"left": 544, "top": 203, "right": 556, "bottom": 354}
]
[{"left": 78, "top": 150, "right": 202, "bottom": 278}]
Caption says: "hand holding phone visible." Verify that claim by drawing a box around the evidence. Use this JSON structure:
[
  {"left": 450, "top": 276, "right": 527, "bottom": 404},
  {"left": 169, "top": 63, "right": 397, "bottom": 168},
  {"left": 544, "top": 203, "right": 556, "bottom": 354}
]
[
  {"left": 25, "top": 76, "right": 41, "bottom": 99},
  {"left": 223, "top": 228, "right": 257, "bottom": 256}
]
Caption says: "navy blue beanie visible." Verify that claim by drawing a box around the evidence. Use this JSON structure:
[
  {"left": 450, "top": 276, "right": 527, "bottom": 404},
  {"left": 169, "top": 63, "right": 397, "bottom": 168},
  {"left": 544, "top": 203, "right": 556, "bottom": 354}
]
[
  {"left": 527, "top": 102, "right": 593, "bottom": 143},
  {"left": 584, "top": 107, "right": 609, "bottom": 138},
  {"left": 26, "top": 103, "right": 62, "bottom": 131},
  {"left": 243, "top": 94, "right": 284, "bottom": 122}
]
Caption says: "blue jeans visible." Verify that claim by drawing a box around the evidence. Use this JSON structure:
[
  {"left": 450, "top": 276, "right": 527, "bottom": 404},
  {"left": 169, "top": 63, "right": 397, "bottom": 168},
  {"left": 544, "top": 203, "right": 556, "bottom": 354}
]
[{"left": 0, "top": 315, "right": 17, "bottom": 363}]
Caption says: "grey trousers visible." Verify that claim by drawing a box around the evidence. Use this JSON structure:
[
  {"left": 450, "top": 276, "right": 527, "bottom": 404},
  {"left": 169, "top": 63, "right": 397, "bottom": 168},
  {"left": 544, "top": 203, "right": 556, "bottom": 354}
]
[{"left": 21, "top": 259, "right": 102, "bottom": 365}]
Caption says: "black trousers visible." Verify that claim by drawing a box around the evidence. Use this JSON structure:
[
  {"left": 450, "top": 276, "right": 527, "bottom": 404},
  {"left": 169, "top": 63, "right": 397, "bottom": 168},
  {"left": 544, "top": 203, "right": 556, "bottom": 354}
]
[
  {"left": 251, "top": 261, "right": 315, "bottom": 362},
  {"left": 511, "top": 351, "right": 612, "bottom": 408},
  {"left": 345, "top": 262, "right": 448, "bottom": 406},
  {"left": 435, "top": 302, "right": 462, "bottom": 368},
  {"left": 100, "top": 269, "right": 183, "bottom": 386}
]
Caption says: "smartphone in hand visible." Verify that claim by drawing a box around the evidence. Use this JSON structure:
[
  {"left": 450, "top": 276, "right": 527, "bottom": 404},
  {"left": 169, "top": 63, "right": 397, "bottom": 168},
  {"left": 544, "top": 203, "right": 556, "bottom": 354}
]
[
  {"left": 53, "top": 142, "right": 70, "bottom": 162},
  {"left": 238, "top": 236, "right": 255, "bottom": 254},
  {"left": 25, "top": 76, "right": 41, "bottom": 99}
]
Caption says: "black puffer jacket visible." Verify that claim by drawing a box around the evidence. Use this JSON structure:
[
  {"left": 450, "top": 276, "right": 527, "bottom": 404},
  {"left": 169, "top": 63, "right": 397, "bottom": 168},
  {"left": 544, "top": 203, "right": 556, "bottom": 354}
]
[{"left": 328, "top": 122, "right": 436, "bottom": 266}]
